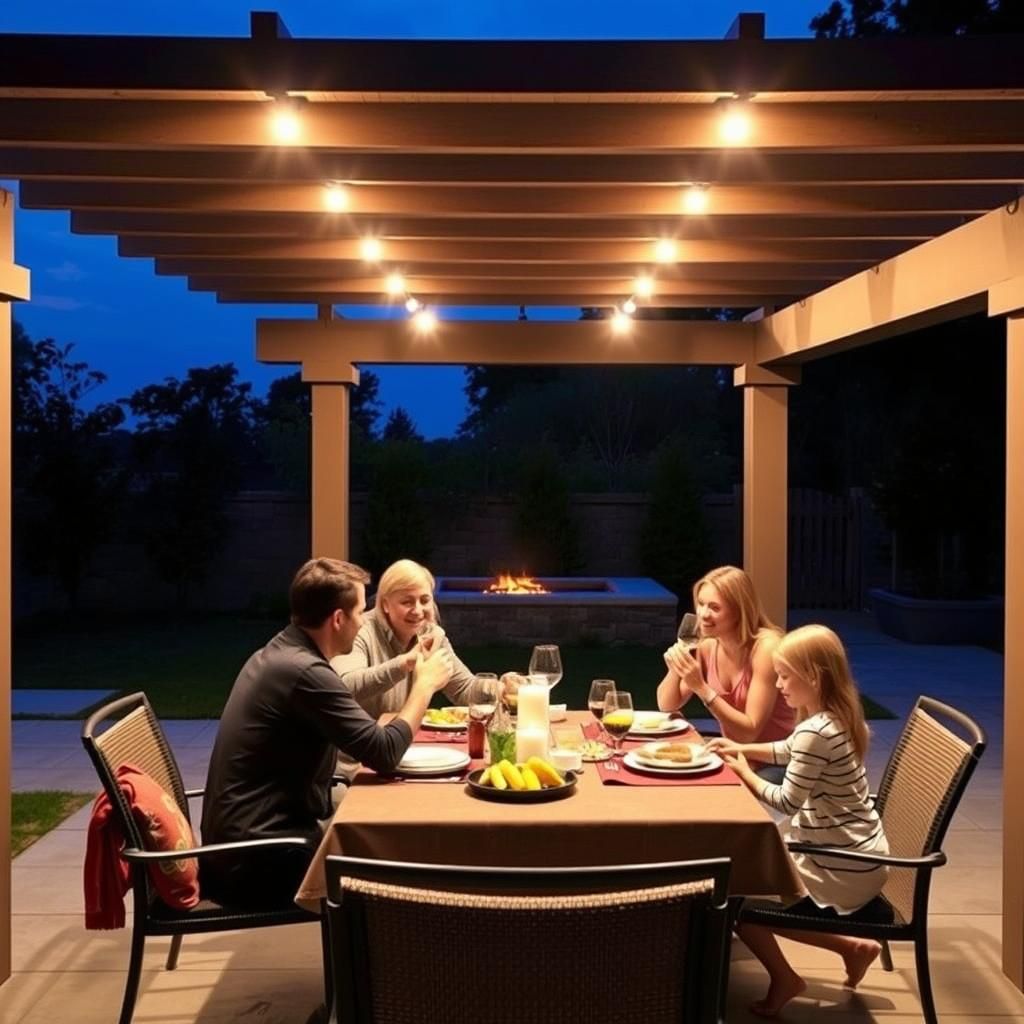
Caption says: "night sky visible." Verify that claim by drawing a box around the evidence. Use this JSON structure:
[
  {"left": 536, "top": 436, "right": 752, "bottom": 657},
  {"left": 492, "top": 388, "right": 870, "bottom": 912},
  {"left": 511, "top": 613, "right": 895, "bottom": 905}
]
[{"left": 2, "top": 1, "right": 821, "bottom": 438}]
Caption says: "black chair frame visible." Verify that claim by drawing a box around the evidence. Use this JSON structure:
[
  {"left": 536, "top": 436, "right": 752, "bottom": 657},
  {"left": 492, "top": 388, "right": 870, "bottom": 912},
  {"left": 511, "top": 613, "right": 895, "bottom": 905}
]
[
  {"left": 739, "top": 695, "right": 986, "bottom": 1024},
  {"left": 82, "top": 691, "right": 329, "bottom": 1024}
]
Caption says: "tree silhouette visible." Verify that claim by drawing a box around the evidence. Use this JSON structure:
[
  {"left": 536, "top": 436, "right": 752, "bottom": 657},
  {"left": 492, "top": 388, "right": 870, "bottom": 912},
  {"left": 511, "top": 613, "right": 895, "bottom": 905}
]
[{"left": 382, "top": 406, "right": 422, "bottom": 442}]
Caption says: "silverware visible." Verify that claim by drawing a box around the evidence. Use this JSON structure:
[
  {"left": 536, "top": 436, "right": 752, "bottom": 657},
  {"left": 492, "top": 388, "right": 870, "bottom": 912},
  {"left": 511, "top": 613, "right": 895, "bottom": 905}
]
[
  {"left": 605, "top": 758, "right": 619, "bottom": 773},
  {"left": 399, "top": 775, "right": 467, "bottom": 784}
]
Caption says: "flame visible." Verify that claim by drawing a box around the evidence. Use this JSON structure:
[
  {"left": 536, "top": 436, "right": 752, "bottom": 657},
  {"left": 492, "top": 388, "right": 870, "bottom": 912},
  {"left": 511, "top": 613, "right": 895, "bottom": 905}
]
[{"left": 485, "top": 573, "right": 549, "bottom": 595}]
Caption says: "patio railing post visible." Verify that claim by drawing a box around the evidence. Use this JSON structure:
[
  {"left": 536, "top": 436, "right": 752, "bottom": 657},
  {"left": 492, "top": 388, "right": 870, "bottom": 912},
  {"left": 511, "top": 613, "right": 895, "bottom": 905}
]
[{"left": 734, "top": 364, "right": 800, "bottom": 630}]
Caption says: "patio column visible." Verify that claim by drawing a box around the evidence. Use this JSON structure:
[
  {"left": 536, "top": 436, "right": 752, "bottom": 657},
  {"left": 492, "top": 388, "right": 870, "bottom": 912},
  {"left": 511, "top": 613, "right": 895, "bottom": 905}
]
[
  {"left": 1000, "top": 285, "right": 1024, "bottom": 988},
  {"left": 1, "top": 189, "right": 30, "bottom": 985},
  {"left": 734, "top": 365, "right": 800, "bottom": 629},
  {"left": 309, "top": 366, "right": 359, "bottom": 559}
]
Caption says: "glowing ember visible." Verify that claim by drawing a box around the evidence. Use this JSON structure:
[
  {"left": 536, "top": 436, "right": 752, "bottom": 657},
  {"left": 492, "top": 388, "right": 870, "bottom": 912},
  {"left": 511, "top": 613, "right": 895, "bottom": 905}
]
[{"left": 484, "top": 574, "right": 549, "bottom": 595}]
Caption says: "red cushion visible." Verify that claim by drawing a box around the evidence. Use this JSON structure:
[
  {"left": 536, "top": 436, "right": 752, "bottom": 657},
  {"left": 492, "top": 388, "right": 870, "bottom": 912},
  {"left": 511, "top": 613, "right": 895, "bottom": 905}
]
[{"left": 118, "top": 764, "right": 200, "bottom": 911}]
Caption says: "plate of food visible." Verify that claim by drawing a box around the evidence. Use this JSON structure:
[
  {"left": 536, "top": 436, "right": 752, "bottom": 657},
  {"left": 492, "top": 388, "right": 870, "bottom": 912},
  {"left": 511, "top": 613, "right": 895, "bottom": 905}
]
[
  {"left": 396, "top": 745, "right": 471, "bottom": 776},
  {"left": 624, "top": 743, "right": 723, "bottom": 776},
  {"left": 579, "top": 739, "right": 613, "bottom": 762},
  {"left": 627, "top": 712, "right": 690, "bottom": 737},
  {"left": 422, "top": 706, "right": 469, "bottom": 731},
  {"left": 466, "top": 758, "right": 577, "bottom": 803}
]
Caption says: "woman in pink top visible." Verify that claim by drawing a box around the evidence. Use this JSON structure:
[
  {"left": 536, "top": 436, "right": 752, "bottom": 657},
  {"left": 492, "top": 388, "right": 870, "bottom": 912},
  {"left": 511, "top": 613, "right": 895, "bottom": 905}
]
[{"left": 657, "top": 565, "right": 795, "bottom": 780}]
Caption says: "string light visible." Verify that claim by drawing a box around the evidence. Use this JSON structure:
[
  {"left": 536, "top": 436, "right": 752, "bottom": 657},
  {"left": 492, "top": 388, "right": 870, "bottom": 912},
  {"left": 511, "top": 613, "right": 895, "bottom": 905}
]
[
  {"left": 386, "top": 272, "right": 406, "bottom": 297},
  {"left": 717, "top": 96, "right": 752, "bottom": 145},
  {"left": 622, "top": 298, "right": 637, "bottom": 315},
  {"left": 412, "top": 308, "right": 438, "bottom": 332},
  {"left": 269, "top": 96, "right": 304, "bottom": 144},
  {"left": 359, "top": 238, "right": 383, "bottom": 261},
  {"left": 682, "top": 185, "right": 710, "bottom": 215},
  {"left": 405, "top": 296, "right": 421, "bottom": 313},
  {"left": 323, "top": 182, "right": 348, "bottom": 213},
  {"left": 633, "top": 275, "right": 655, "bottom": 299},
  {"left": 611, "top": 309, "right": 633, "bottom": 335},
  {"left": 654, "top": 239, "right": 678, "bottom": 263}
]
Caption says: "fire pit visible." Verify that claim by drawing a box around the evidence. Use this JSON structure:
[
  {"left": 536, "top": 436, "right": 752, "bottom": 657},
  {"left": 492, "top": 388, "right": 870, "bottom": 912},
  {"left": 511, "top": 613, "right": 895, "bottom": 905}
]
[{"left": 434, "top": 576, "right": 677, "bottom": 646}]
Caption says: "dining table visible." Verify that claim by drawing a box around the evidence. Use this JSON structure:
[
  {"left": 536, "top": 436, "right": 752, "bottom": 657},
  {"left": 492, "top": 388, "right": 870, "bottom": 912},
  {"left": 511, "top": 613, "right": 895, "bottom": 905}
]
[{"left": 295, "top": 711, "right": 802, "bottom": 911}]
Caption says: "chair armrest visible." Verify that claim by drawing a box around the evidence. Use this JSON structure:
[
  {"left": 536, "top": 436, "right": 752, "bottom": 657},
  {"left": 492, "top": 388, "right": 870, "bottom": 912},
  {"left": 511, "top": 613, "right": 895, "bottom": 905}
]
[
  {"left": 786, "top": 842, "right": 947, "bottom": 870},
  {"left": 121, "top": 836, "right": 318, "bottom": 863},
  {"left": 184, "top": 788, "right": 205, "bottom": 799}
]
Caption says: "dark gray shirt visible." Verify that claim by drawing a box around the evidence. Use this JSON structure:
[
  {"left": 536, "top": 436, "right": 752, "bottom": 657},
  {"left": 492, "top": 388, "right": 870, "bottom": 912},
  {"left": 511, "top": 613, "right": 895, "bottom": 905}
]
[{"left": 201, "top": 624, "right": 412, "bottom": 846}]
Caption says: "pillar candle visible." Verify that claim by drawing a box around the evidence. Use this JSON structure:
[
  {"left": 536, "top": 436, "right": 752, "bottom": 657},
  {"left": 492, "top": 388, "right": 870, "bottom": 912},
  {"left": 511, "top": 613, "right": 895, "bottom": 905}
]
[
  {"left": 516, "top": 726, "right": 549, "bottom": 763},
  {"left": 516, "top": 682, "right": 549, "bottom": 731}
]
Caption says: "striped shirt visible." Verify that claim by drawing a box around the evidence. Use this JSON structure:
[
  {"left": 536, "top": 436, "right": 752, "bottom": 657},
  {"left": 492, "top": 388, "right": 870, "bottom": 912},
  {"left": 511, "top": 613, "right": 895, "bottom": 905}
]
[{"left": 753, "top": 711, "right": 888, "bottom": 914}]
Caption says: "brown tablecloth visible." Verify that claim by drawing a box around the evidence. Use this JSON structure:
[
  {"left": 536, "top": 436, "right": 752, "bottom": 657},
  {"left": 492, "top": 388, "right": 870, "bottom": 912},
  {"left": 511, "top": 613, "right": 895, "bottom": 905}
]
[{"left": 297, "top": 712, "right": 801, "bottom": 910}]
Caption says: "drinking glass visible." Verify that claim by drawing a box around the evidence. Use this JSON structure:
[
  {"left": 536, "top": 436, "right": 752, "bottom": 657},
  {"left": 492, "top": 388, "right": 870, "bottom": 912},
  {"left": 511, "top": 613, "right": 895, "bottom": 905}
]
[
  {"left": 588, "top": 679, "right": 615, "bottom": 737},
  {"left": 529, "top": 645, "right": 563, "bottom": 689},
  {"left": 602, "top": 690, "right": 634, "bottom": 758},
  {"left": 676, "top": 612, "right": 700, "bottom": 658}
]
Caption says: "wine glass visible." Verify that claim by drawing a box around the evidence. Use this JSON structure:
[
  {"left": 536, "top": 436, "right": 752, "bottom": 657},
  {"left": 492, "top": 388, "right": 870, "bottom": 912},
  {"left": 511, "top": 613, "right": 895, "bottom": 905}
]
[
  {"left": 676, "top": 612, "right": 700, "bottom": 658},
  {"left": 528, "top": 645, "right": 563, "bottom": 689},
  {"left": 588, "top": 679, "right": 615, "bottom": 738},
  {"left": 468, "top": 673, "right": 499, "bottom": 727},
  {"left": 603, "top": 690, "right": 634, "bottom": 758}
]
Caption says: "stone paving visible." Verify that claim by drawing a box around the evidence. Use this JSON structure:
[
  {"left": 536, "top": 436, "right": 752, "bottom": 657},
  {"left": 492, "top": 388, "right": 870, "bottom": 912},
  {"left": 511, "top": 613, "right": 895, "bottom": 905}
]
[{"left": 1, "top": 610, "right": 1015, "bottom": 1022}]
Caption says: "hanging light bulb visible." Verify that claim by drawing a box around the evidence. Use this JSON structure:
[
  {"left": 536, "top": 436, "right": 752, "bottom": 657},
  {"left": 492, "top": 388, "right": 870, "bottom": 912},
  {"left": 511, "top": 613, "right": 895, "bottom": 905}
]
[
  {"left": 717, "top": 96, "right": 752, "bottom": 145},
  {"left": 412, "top": 308, "right": 438, "bottom": 332},
  {"left": 323, "top": 182, "right": 348, "bottom": 212},
  {"left": 405, "top": 296, "right": 421, "bottom": 313},
  {"left": 359, "top": 238, "right": 383, "bottom": 261},
  {"left": 633, "top": 275, "right": 655, "bottom": 299},
  {"left": 654, "top": 239, "right": 678, "bottom": 263},
  {"left": 611, "top": 309, "right": 633, "bottom": 335},
  {"left": 386, "top": 272, "right": 406, "bottom": 297},
  {"left": 682, "top": 185, "right": 710, "bottom": 215},
  {"left": 622, "top": 298, "right": 637, "bottom": 315},
  {"left": 269, "top": 97, "right": 303, "bottom": 144}
]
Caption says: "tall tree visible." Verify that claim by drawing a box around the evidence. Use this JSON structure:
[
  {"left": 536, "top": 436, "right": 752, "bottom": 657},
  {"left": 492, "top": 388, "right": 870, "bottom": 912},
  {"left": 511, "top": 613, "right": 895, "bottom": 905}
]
[
  {"left": 126, "top": 364, "right": 259, "bottom": 608},
  {"left": 14, "top": 328, "right": 127, "bottom": 607},
  {"left": 382, "top": 406, "right": 422, "bottom": 442},
  {"left": 811, "top": 0, "right": 1023, "bottom": 36}
]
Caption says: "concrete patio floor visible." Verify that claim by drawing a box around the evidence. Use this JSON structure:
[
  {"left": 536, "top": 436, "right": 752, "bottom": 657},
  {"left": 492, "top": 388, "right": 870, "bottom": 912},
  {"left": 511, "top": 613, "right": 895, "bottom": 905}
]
[{"left": 1, "top": 611, "right": 1014, "bottom": 1022}]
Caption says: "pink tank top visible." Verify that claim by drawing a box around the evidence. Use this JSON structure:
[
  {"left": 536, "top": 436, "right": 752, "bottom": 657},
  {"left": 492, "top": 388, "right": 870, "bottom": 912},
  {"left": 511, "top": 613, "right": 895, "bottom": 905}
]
[{"left": 704, "top": 639, "right": 795, "bottom": 745}]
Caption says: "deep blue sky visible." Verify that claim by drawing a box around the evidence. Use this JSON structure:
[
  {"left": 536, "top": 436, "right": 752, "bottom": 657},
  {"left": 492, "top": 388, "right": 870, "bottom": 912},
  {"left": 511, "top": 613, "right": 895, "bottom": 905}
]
[{"left": 2, "top": 1, "right": 821, "bottom": 438}]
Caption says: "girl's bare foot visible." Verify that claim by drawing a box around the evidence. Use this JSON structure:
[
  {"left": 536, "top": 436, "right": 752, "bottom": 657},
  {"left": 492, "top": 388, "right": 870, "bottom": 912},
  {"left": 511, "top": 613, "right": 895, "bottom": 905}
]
[
  {"left": 843, "top": 940, "right": 881, "bottom": 989},
  {"left": 749, "top": 973, "right": 808, "bottom": 1017}
]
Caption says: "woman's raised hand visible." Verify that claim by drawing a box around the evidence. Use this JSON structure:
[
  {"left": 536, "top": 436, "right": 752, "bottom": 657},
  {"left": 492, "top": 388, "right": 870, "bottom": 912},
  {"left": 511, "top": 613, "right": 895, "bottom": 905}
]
[{"left": 663, "top": 640, "right": 703, "bottom": 691}]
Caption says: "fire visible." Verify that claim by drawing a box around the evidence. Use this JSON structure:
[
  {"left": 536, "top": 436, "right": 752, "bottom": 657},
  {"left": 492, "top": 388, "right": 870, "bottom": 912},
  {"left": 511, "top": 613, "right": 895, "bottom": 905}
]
[{"left": 485, "top": 573, "right": 549, "bottom": 595}]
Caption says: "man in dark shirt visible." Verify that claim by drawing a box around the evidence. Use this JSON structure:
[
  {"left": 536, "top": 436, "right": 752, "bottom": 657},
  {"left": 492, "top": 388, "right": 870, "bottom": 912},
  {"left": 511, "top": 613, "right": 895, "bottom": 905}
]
[{"left": 200, "top": 557, "right": 452, "bottom": 908}]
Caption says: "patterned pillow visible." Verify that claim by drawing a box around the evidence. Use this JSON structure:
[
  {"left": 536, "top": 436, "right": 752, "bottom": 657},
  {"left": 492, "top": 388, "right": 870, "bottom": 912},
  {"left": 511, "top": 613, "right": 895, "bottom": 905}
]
[{"left": 117, "top": 763, "right": 200, "bottom": 911}]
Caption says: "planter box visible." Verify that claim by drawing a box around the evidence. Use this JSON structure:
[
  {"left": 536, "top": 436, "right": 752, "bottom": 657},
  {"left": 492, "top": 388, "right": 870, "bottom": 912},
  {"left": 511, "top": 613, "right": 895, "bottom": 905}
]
[{"left": 868, "top": 587, "right": 1003, "bottom": 646}]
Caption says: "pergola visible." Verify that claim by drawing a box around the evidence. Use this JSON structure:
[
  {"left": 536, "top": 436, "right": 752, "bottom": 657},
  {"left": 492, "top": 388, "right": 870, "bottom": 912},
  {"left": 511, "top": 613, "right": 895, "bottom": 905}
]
[{"left": 1, "top": 8, "right": 1023, "bottom": 994}]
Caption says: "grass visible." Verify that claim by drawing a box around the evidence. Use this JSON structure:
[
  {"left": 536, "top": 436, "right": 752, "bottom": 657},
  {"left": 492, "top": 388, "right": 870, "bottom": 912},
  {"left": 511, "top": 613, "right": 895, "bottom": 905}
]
[
  {"left": 12, "top": 791, "right": 92, "bottom": 857},
  {"left": 13, "top": 614, "right": 896, "bottom": 720}
]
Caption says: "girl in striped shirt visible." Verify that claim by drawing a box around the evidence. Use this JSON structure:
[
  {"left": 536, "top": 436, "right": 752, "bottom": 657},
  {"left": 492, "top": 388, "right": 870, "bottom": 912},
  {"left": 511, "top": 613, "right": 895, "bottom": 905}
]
[{"left": 708, "top": 624, "right": 889, "bottom": 1018}]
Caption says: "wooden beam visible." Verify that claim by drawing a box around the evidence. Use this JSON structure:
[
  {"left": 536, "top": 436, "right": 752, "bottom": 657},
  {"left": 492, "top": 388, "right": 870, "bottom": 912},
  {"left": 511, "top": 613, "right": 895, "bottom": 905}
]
[
  {"left": 222, "top": 291, "right": 790, "bottom": 307},
  {"left": 1, "top": 33, "right": 1023, "bottom": 94},
  {"left": 5, "top": 148, "right": 1024, "bottom": 186},
  {"left": 156, "top": 258, "right": 857, "bottom": 282},
  {"left": 128, "top": 236, "right": 906, "bottom": 264},
  {"left": 755, "top": 203, "right": 1024, "bottom": 363},
  {"left": 990, "top": 275, "right": 1024, "bottom": 317},
  {"left": 3, "top": 98, "right": 1024, "bottom": 152},
  {"left": 256, "top": 317, "right": 756, "bottom": 367},
  {"left": 21, "top": 180, "right": 1016, "bottom": 217},
  {"left": 73, "top": 210, "right": 964, "bottom": 241}
]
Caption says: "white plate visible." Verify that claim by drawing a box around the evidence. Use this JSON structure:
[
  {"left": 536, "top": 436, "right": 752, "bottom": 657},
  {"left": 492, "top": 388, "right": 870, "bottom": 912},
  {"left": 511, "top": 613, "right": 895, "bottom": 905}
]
[
  {"left": 396, "top": 745, "right": 471, "bottom": 775},
  {"left": 421, "top": 707, "right": 469, "bottom": 731},
  {"left": 627, "top": 712, "right": 690, "bottom": 737},
  {"left": 632, "top": 741, "right": 713, "bottom": 770},
  {"left": 623, "top": 749, "right": 723, "bottom": 776},
  {"left": 548, "top": 703, "right": 568, "bottom": 722}
]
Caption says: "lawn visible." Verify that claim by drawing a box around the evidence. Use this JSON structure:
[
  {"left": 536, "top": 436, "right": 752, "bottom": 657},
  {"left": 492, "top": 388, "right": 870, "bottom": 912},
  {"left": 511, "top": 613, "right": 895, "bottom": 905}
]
[
  {"left": 14, "top": 613, "right": 895, "bottom": 720},
  {"left": 12, "top": 791, "right": 92, "bottom": 856}
]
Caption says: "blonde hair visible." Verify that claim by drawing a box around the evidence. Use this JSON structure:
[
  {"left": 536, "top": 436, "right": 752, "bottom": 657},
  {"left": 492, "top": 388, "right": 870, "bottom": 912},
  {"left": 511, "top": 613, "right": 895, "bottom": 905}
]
[
  {"left": 692, "top": 565, "right": 780, "bottom": 652},
  {"left": 774, "top": 624, "right": 870, "bottom": 762},
  {"left": 375, "top": 559, "right": 440, "bottom": 625}
]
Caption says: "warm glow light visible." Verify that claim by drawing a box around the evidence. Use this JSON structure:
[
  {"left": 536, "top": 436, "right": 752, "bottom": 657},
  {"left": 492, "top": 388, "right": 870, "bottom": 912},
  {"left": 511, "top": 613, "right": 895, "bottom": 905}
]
[
  {"left": 269, "top": 102, "right": 302, "bottom": 144},
  {"left": 405, "top": 296, "right": 421, "bottom": 313},
  {"left": 412, "top": 308, "right": 438, "bottom": 332},
  {"left": 622, "top": 298, "right": 637, "bottom": 315},
  {"left": 718, "top": 99, "right": 752, "bottom": 145},
  {"left": 654, "top": 239, "right": 678, "bottom": 262},
  {"left": 611, "top": 309, "right": 632, "bottom": 335},
  {"left": 682, "top": 185, "right": 710, "bottom": 215},
  {"left": 359, "top": 237, "right": 382, "bottom": 261},
  {"left": 633, "top": 275, "right": 655, "bottom": 299},
  {"left": 386, "top": 272, "right": 406, "bottom": 297},
  {"left": 323, "top": 182, "right": 348, "bottom": 212}
]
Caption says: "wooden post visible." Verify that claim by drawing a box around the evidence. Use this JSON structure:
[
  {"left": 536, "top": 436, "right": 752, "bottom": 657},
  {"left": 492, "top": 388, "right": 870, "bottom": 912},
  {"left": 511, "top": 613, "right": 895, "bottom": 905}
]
[
  {"left": 734, "top": 364, "right": 800, "bottom": 629},
  {"left": 0, "top": 188, "right": 29, "bottom": 986},
  {"left": 310, "top": 377, "right": 357, "bottom": 559},
  {"left": 1004, "top": 309, "right": 1024, "bottom": 988}
]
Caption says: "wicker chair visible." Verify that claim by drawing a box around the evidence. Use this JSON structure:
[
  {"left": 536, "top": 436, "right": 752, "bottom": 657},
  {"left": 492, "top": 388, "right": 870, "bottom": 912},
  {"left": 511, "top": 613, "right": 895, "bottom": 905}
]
[
  {"left": 82, "top": 692, "right": 328, "bottom": 1024},
  {"left": 739, "top": 695, "right": 986, "bottom": 1024},
  {"left": 324, "top": 855, "right": 732, "bottom": 1024}
]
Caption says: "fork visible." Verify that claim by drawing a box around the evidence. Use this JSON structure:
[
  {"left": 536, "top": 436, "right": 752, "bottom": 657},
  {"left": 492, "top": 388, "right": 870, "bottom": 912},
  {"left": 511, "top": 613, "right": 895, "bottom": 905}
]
[{"left": 605, "top": 758, "right": 620, "bottom": 773}]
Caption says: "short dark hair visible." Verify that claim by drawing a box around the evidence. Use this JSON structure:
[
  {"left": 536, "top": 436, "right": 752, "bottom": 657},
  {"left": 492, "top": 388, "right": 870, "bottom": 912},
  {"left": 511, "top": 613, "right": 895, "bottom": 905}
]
[{"left": 289, "top": 558, "right": 370, "bottom": 629}]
